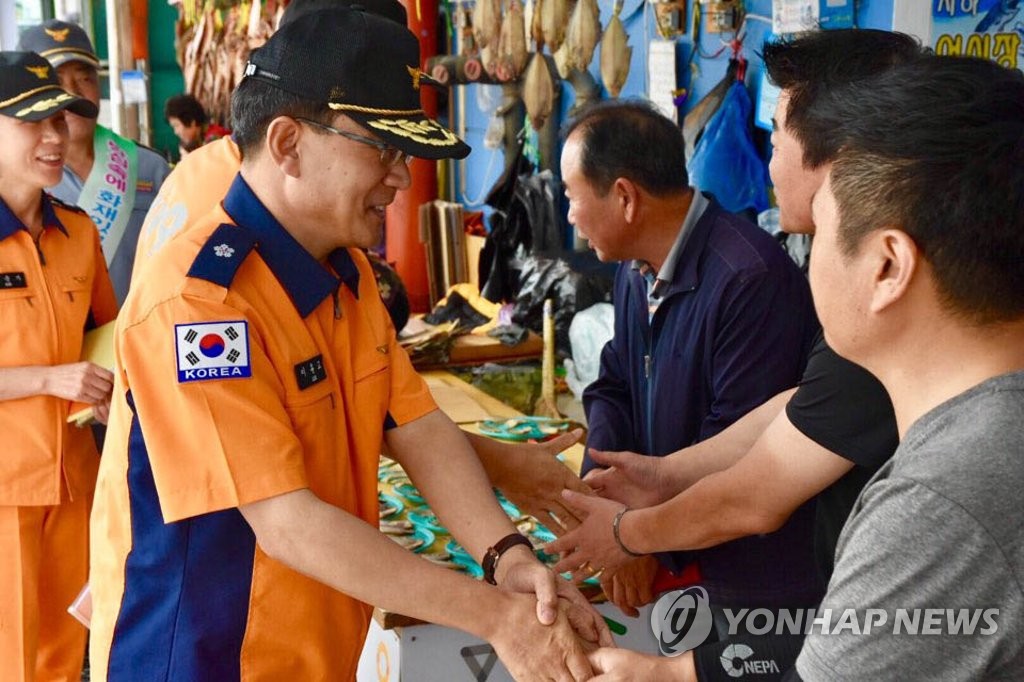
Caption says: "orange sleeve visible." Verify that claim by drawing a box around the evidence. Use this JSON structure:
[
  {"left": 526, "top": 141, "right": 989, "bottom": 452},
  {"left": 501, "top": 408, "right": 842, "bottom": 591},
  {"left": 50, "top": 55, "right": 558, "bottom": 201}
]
[
  {"left": 118, "top": 294, "right": 309, "bottom": 523},
  {"left": 90, "top": 227, "right": 119, "bottom": 325},
  {"left": 385, "top": 329, "right": 437, "bottom": 427}
]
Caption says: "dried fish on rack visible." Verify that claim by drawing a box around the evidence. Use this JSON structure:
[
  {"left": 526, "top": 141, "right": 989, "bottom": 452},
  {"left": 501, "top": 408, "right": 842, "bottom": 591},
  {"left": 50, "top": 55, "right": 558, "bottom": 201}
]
[
  {"left": 538, "top": 0, "right": 573, "bottom": 53},
  {"left": 472, "top": 0, "right": 503, "bottom": 50},
  {"left": 564, "top": 0, "right": 600, "bottom": 72},
  {"left": 496, "top": 0, "right": 529, "bottom": 81},
  {"left": 531, "top": 0, "right": 546, "bottom": 48},
  {"left": 175, "top": 0, "right": 279, "bottom": 126},
  {"left": 522, "top": 51, "right": 555, "bottom": 130},
  {"left": 600, "top": 0, "right": 631, "bottom": 98}
]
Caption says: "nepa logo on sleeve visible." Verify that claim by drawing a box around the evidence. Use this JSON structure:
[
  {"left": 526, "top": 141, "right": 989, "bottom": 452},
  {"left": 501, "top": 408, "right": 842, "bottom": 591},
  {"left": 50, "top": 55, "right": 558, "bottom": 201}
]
[{"left": 175, "top": 320, "right": 252, "bottom": 383}]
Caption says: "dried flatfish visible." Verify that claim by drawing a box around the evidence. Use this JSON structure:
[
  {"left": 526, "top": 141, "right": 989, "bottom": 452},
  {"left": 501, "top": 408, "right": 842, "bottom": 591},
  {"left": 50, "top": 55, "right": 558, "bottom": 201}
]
[
  {"left": 380, "top": 520, "right": 414, "bottom": 535},
  {"left": 539, "top": 0, "right": 572, "bottom": 53},
  {"left": 600, "top": 0, "right": 631, "bottom": 98},
  {"left": 564, "top": 0, "right": 601, "bottom": 72},
  {"left": 523, "top": 52, "right": 556, "bottom": 130},
  {"left": 496, "top": 0, "right": 529, "bottom": 80},
  {"left": 473, "top": 0, "right": 503, "bottom": 50}
]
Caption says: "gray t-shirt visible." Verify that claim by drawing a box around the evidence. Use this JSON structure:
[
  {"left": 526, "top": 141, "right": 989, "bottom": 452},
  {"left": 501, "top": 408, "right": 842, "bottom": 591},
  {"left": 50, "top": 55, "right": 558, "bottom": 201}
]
[
  {"left": 797, "top": 371, "right": 1024, "bottom": 680},
  {"left": 49, "top": 144, "right": 170, "bottom": 305}
]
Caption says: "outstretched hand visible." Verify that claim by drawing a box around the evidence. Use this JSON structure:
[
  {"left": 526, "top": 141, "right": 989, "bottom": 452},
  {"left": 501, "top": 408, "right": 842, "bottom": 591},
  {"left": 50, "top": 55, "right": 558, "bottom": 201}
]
[
  {"left": 583, "top": 449, "right": 670, "bottom": 509},
  {"left": 589, "top": 646, "right": 695, "bottom": 681},
  {"left": 498, "top": 547, "right": 613, "bottom": 647},
  {"left": 599, "top": 556, "right": 659, "bottom": 619},
  {"left": 487, "top": 429, "right": 596, "bottom": 535},
  {"left": 546, "top": 491, "right": 636, "bottom": 578},
  {"left": 492, "top": 591, "right": 596, "bottom": 682}
]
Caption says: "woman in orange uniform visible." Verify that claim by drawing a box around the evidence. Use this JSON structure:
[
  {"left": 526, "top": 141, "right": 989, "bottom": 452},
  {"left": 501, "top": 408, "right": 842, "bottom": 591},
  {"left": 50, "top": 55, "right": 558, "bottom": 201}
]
[{"left": 0, "top": 51, "right": 117, "bottom": 682}]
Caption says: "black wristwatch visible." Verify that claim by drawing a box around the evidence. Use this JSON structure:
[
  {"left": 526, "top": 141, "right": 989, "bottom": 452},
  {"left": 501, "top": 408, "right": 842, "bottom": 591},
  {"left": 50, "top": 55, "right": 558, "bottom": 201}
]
[{"left": 482, "top": 533, "right": 533, "bottom": 585}]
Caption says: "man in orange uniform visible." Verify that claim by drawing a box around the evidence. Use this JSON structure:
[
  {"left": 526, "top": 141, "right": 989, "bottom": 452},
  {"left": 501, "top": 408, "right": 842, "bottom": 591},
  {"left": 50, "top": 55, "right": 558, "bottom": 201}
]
[
  {"left": 0, "top": 51, "right": 117, "bottom": 682},
  {"left": 132, "top": 0, "right": 591, "bottom": 536},
  {"left": 90, "top": 9, "right": 607, "bottom": 681}
]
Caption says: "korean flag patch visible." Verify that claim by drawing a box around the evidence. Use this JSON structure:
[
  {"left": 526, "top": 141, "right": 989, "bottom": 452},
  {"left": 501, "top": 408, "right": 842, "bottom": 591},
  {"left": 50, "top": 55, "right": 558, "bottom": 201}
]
[{"left": 175, "top": 320, "right": 252, "bottom": 383}]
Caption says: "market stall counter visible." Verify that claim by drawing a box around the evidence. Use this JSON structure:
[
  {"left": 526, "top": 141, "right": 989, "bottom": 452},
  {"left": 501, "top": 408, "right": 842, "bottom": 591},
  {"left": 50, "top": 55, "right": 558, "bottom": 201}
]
[{"left": 355, "top": 371, "right": 660, "bottom": 681}]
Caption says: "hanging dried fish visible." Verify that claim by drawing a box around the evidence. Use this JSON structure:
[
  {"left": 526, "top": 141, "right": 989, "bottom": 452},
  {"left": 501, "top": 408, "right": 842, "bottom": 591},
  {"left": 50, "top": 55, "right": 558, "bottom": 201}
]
[
  {"left": 564, "top": 0, "right": 600, "bottom": 72},
  {"left": 496, "top": 0, "right": 529, "bottom": 81},
  {"left": 539, "top": 0, "right": 572, "bottom": 53},
  {"left": 531, "top": 0, "right": 546, "bottom": 49},
  {"left": 523, "top": 52, "right": 555, "bottom": 130},
  {"left": 600, "top": 0, "right": 631, "bottom": 98},
  {"left": 472, "top": 0, "right": 503, "bottom": 50},
  {"left": 481, "top": 44, "right": 499, "bottom": 78},
  {"left": 553, "top": 41, "right": 571, "bottom": 79}
]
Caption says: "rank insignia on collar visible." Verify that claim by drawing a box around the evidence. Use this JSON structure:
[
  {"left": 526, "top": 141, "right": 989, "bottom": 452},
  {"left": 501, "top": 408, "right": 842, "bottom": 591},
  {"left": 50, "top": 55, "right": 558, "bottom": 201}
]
[
  {"left": 213, "top": 243, "right": 235, "bottom": 258},
  {"left": 175, "top": 320, "right": 252, "bottom": 383},
  {"left": 0, "top": 272, "right": 27, "bottom": 289},
  {"left": 295, "top": 354, "right": 327, "bottom": 390}
]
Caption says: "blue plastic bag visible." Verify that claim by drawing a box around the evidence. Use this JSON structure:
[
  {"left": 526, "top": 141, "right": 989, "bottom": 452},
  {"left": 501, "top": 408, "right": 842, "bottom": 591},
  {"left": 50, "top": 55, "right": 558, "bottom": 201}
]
[{"left": 688, "top": 81, "right": 769, "bottom": 214}]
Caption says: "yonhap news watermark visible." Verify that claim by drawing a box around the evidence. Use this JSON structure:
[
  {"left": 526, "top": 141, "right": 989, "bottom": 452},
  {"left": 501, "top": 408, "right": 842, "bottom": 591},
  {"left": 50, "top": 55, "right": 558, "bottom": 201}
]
[{"left": 651, "top": 588, "right": 1001, "bottom": 656}]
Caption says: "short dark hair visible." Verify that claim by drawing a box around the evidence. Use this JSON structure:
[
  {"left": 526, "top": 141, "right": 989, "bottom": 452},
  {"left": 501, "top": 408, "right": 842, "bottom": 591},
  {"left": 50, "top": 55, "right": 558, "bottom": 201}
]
[
  {"left": 230, "top": 76, "right": 334, "bottom": 158},
  {"left": 761, "top": 29, "right": 926, "bottom": 168},
  {"left": 825, "top": 56, "right": 1024, "bottom": 325},
  {"left": 563, "top": 100, "right": 688, "bottom": 197},
  {"left": 164, "top": 93, "right": 208, "bottom": 127}
]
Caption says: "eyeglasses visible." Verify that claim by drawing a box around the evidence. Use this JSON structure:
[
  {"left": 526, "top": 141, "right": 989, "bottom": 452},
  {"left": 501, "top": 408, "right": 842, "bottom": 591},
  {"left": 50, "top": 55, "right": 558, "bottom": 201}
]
[{"left": 295, "top": 117, "right": 412, "bottom": 167}]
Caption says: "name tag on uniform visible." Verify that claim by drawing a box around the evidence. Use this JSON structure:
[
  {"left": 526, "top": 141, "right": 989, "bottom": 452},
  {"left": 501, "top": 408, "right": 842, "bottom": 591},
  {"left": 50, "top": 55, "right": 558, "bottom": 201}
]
[
  {"left": 175, "top": 320, "right": 252, "bottom": 383},
  {"left": 0, "top": 272, "right": 27, "bottom": 289},
  {"left": 294, "top": 354, "right": 327, "bottom": 390}
]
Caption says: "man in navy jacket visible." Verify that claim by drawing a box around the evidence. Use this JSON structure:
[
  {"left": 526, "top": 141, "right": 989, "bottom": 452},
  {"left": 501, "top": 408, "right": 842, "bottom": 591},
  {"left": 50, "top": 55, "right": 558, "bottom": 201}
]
[{"left": 560, "top": 101, "right": 821, "bottom": 619}]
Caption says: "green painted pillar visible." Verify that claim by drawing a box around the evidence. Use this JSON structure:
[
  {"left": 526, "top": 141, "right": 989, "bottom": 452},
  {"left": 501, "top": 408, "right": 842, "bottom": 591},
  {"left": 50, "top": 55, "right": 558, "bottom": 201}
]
[{"left": 91, "top": 0, "right": 183, "bottom": 160}]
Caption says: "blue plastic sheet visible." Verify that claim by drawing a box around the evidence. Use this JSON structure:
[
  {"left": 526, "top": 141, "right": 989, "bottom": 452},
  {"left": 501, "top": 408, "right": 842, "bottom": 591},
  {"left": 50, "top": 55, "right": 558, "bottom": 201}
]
[{"left": 688, "top": 81, "right": 769, "bottom": 214}]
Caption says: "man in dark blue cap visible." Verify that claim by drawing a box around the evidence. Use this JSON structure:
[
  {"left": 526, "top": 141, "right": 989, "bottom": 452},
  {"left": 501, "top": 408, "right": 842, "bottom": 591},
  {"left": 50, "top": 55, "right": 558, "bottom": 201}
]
[
  {"left": 89, "top": 8, "right": 609, "bottom": 681},
  {"left": 19, "top": 19, "right": 171, "bottom": 305}
]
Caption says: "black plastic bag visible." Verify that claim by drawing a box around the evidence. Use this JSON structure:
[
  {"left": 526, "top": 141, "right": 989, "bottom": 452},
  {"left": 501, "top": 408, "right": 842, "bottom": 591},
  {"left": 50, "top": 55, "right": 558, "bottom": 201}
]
[
  {"left": 479, "top": 140, "right": 566, "bottom": 303},
  {"left": 511, "top": 253, "right": 614, "bottom": 356}
]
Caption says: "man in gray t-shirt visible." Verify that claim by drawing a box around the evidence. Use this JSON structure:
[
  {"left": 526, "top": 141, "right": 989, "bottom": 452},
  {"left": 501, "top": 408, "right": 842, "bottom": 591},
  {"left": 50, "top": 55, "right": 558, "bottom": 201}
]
[
  {"left": 798, "top": 374, "right": 1024, "bottom": 678},
  {"left": 792, "top": 55, "right": 1024, "bottom": 679}
]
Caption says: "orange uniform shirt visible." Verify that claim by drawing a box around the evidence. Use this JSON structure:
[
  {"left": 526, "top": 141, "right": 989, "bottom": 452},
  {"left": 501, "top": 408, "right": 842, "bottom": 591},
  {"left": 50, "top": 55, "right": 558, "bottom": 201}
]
[
  {"left": 131, "top": 136, "right": 240, "bottom": 284},
  {"left": 0, "top": 193, "right": 117, "bottom": 505},
  {"left": 91, "top": 175, "right": 437, "bottom": 681}
]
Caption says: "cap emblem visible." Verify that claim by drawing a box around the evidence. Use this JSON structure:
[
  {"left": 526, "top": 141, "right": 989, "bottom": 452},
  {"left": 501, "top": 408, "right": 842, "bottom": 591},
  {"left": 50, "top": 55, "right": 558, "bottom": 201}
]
[
  {"left": 44, "top": 27, "right": 71, "bottom": 42},
  {"left": 25, "top": 65, "right": 50, "bottom": 80},
  {"left": 406, "top": 65, "right": 423, "bottom": 91}
]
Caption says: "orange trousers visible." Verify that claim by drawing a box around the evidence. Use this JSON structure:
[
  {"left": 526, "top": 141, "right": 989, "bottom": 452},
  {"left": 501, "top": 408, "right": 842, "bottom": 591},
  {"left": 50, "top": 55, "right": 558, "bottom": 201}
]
[{"left": 0, "top": 495, "right": 89, "bottom": 682}]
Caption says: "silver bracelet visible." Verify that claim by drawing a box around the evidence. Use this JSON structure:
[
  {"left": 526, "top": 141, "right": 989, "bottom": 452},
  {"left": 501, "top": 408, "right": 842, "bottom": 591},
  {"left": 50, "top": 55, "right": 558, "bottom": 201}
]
[{"left": 612, "top": 507, "right": 643, "bottom": 557}]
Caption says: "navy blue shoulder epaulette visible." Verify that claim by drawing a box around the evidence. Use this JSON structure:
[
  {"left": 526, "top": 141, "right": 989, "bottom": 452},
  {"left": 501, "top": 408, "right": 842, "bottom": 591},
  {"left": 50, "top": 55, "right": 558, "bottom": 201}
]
[
  {"left": 186, "top": 223, "right": 257, "bottom": 288},
  {"left": 47, "top": 194, "right": 88, "bottom": 216}
]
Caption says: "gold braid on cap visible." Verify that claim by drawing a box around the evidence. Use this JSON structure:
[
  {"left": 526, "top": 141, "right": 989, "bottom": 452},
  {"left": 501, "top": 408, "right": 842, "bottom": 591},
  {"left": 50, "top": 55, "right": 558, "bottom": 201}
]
[
  {"left": 367, "top": 118, "right": 460, "bottom": 146},
  {"left": 16, "top": 93, "right": 73, "bottom": 117},
  {"left": 0, "top": 85, "right": 62, "bottom": 109},
  {"left": 39, "top": 47, "right": 99, "bottom": 63},
  {"left": 327, "top": 103, "right": 424, "bottom": 115}
]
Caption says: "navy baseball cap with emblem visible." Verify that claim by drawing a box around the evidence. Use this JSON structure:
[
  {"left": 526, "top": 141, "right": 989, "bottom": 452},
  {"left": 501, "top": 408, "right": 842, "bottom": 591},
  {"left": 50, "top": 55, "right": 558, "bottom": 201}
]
[
  {"left": 18, "top": 19, "right": 100, "bottom": 69},
  {"left": 0, "top": 51, "right": 99, "bottom": 121},
  {"left": 242, "top": 6, "right": 470, "bottom": 160}
]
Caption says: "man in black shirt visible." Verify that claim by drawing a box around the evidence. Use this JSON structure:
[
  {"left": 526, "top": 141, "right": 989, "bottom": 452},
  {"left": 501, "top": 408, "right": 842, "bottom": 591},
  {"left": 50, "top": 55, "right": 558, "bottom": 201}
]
[{"left": 546, "top": 29, "right": 927, "bottom": 681}]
